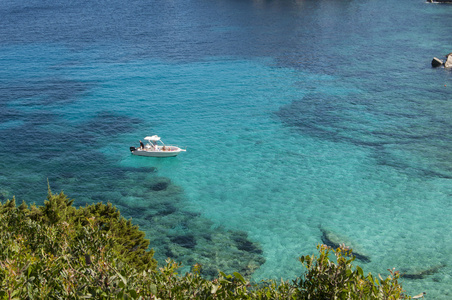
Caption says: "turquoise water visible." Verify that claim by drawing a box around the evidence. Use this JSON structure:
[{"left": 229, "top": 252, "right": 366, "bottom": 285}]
[{"left": 2, "top": 0, "right": 452, "bottom": 297}]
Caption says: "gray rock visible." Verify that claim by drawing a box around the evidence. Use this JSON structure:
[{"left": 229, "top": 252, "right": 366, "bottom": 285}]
[
  {"left": 445, "top": 53, "right": 452, "bottom": 68},
  {"left": 432, "top": 57, "right": 444, "bottom": 67}
]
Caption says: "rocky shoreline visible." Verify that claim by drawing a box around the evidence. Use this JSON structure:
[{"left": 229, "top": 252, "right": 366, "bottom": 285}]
[
  {"left": 432, "top": 53, "right": 452, "bottom": 68},
  {"left": 427, "top": 0, "right": 452, "bottom": 3}
]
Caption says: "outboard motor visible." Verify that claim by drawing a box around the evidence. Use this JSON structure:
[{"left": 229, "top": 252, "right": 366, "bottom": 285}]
[{"left": 129, "top": 146, "right": 136, "bottom": 152}]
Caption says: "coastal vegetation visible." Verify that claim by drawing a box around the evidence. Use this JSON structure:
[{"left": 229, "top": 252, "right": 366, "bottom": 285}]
[{"left": 0, "top": 189, "right": 409, "bottom": 299}]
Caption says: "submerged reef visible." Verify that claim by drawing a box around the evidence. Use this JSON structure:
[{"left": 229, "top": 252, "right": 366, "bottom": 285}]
[
  {"left": 134, "top": 175, "right": 265, "bottom": 278},
  {"left": 277, "top": 93, "right": 452, "bottom": 179},
  {"left": 54, "top": 166, "right": 266, "bottom": 279},
  {"left": 2, "top": 109, "right": 265, "bottom": 279}
]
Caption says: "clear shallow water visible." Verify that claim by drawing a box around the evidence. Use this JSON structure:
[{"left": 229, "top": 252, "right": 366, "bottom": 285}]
[{"left": 2, "top": 0, "right": 452, "bottom": 297}]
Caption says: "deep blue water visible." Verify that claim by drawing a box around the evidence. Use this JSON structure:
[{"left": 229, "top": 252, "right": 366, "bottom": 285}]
[{"left": 2, "top": 0, "right": 452, "bottom": 297}]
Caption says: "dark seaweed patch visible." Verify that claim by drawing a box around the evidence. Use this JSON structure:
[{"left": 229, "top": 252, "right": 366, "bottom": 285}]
[
  {"left": 3, "top": 78, "right": 93, "bottom": 106},
  {"left": 201, "top": 266, "right": 218, "bottom": 278},
  {"left": 183, "top": 211, "right": 201, "bottom": 219},
  {"left": 151, "top": 181, "right": 169, "bottom": 191},
  {"left": 158, "top": 204, "right": 177, "bottom": 216},
  {"left": 233, "top": 232, "right": 263, "bottom": 254},
  {"left": 320, "top": 228, "right": 371, "bottom": 263},
  {"left": 110, "top": 166, "right": 158, "bottom": 180},
  {"left": 163, "top": 246, "right": 174, "bottom": 258},
  {"left": 143, "top": 198, "right": 266, "bottom": 279},
  {"left": 121, "top": 166, "right": 158, "bottom": 174},
  {"left": 277, "top": 92, "right": 452, "bottom": 179},
  {"left": 171, "top": 234, "right": 197, "bottom": 249},
  {"left": 402, "top": 264, "right": 446, "bottom": 280},
  {"left": 78, "top": 111, "right": 143, "bottom": 138}
]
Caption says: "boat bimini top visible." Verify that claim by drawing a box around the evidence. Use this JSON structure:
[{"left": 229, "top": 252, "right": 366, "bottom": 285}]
[{"left": 144, "top": 135, "right": 161, "bottom": 142}]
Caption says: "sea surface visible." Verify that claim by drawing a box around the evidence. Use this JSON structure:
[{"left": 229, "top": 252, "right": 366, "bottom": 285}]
[{"left": 1, "top": 0, "right": 452, "bottom": 297}]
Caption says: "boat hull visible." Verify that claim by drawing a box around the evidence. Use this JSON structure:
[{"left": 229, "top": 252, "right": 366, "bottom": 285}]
[{"left": 131, "top": 148, "right": 182, "bottom": 157}]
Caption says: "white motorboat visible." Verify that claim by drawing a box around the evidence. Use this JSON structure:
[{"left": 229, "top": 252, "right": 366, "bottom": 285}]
[{"left": 130, "top": 135, "right": 186, "bottom": 157}]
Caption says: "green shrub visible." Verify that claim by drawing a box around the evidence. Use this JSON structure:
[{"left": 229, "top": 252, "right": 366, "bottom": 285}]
[
  {"left": 297, "top": 244, "right": 406, "bottom": 299},
  {"left": 0, "top": 191, "right": 409, "bottom": 299}
]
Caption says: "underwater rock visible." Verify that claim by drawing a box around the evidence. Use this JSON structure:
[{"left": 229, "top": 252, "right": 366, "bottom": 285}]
[
  {"left": 402, "top": 264, "right": 446, "bottom": 280},
  {"left": 115, "top": 175, "right": 266, "bottom": 280},
  {"left": 151, "top": 218, "right": 266, "bottom": 279},
  {"left": 320, "top": 227, "right": 371, "bottom": 263}
]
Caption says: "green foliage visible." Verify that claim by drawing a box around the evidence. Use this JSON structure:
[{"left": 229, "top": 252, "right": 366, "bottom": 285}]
[
  {"left": 0, "top": 191, "right": 410, "bottom": 299},
  {"left": 297, "top": 244, "right": 407, "bottom": 299},
  {"left": 41, "top": 185, "right": 75, "bottom": 225},
  {"left": 72, "top": 201, "right": 155, "bottom": 271}
]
